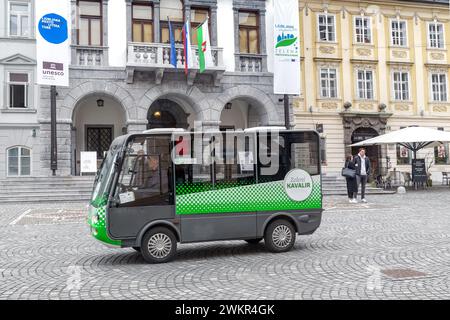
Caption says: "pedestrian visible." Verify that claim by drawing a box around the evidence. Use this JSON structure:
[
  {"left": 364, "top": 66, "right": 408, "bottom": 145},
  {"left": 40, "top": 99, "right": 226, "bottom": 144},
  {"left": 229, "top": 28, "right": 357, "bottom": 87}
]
[
  {"left": 344, "top": 155, "right": 357, "bottom": 203},
  {"left": 354, "top": 148, "right": 371, "bottom": 203}
]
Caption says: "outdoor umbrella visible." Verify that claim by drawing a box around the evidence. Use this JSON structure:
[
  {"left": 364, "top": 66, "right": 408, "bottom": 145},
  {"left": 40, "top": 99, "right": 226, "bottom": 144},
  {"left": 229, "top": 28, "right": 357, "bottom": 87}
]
[{"left": 350, "top": 126, "right": 450, "bottom": 159}]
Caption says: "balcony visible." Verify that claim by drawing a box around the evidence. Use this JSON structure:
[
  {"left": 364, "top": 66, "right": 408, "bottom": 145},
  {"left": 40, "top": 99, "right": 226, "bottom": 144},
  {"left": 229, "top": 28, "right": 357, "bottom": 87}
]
[
  {"left": 236, "top": 53, "right": 265, "bottom": 73},
  {"left": 126, "top": 42, "right": 225, "bottom": 85},
  {"left": 71, "top": 45, "right": 108, "bottom": 67}
]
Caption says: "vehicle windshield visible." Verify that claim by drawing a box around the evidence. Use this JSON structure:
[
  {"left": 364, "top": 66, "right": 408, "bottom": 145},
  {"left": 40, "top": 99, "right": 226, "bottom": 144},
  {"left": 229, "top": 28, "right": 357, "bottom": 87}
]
[{"left": 91, "top": 149, "right": 118, "bottom": 206}]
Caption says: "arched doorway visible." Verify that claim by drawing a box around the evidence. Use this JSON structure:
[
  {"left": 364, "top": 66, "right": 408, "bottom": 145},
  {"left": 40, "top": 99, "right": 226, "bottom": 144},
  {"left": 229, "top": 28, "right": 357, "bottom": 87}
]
[
  {"left": 351, "top": 127, "right": 380, "bottom": 180},
  {"left": 72, "top": 95, "right": 127, "bottom": 175},
  {"left": 220, "top": 98, "right": 266, "bottom": 130},
  {"left": 147, "top": 99, "right": 191, "bottom": 129}
]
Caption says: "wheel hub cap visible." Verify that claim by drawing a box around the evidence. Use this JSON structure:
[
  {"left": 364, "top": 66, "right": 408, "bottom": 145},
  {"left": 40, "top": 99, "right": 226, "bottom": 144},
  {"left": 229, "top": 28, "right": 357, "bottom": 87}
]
[{"left": 148, "top": 233, "right": 172, "bottom": 258}]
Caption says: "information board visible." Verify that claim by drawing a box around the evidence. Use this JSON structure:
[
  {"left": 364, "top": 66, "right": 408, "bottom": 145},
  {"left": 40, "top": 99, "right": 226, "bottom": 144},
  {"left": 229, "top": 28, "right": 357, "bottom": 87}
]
[{"left": 412, "top": 159, "right": 427, "bottom": 183}]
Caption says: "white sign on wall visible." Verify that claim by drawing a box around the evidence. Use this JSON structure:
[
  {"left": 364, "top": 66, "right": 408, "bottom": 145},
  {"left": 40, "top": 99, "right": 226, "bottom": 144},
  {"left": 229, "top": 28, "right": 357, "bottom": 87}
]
[
  {"left": 35, "top": 0, "right": 71, "bottom": 87},
  {"left": 80, "top": 152, "right": 98, "bottom": 174},
  {"left": 273, "top": 0, "right": 301, "bottom": 95}
]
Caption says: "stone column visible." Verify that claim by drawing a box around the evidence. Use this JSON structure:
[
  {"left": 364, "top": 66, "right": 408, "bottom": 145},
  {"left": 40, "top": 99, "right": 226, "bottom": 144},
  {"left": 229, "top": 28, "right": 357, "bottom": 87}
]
[
  {"left": 125, "top": 0, "right": 132, "bottom": 43},
  {"left": 210, "top": 5, "right": 218, "bottom": 46},
  {"left": 153, "top": 1, "right": 161, "bottom": 43},
  {"left": 102, "top": 0, "right": 109, "bottom": 65},
  {"left": 233, "top": 8, "right": 240, "bottom": 71},
  {"left": 39, "top": 120, "right": 73, "bottom": 176},
  {"left": 259, "top": 9, "right": 267, "bottom": 72},
  {"left": 70, "top": 0, "right": 78, "bottom": 64}
]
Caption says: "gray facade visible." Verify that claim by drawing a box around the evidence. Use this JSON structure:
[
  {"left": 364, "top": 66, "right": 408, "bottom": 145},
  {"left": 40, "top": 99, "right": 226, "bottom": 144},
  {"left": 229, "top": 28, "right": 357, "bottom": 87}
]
[{"left": 33, "top": 0, "right": 289, "bottom": 177}]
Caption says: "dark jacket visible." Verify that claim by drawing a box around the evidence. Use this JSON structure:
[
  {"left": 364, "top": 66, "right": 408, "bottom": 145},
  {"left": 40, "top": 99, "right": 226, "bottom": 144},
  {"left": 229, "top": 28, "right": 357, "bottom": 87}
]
[{"left": 353, "top": 155, "right": 370, "bottom": 176}]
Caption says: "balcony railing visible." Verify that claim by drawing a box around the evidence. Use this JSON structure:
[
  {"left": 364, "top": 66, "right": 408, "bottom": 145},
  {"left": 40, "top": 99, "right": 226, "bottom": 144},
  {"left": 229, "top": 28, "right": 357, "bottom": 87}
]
[
  {"left": 236, "top": 53, "right": 266, "bottom": 73},
  {"left": 127, "top": 42, "right": 224, "bottom": 70},
  {"left": 72, "top": 45, "right": 108, "bottom": 67}
]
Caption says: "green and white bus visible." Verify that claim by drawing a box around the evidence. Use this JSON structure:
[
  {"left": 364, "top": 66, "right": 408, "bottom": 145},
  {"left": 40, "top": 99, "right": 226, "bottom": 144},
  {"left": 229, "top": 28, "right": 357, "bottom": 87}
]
[{"left": 87, "top": 128, "right": 323, "bottom": 263}]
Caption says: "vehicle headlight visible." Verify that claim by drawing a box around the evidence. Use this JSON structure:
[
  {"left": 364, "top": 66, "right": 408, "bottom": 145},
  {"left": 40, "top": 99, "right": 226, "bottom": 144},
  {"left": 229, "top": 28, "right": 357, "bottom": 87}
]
[{"left": 91, "top": 214, "right": 98, "bottom": 225}]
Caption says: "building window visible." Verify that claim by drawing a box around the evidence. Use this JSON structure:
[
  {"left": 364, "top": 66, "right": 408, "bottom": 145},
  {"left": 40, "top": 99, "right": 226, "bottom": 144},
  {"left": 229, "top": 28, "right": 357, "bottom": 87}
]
[
  {"left": 77, "top": 0, "right": 102, "bottom": 46},
  {"left": 7, "top": 72, "right": 29, "bottom": 108},
  {"left": 355, "top": 16, "right": 371, "bottom": 44},
  {"left": 318, "top": 14, "right": 335, "bottom": 42},
  {"left": 190, "top": 7, "right": 210, "bottom": 46},
  {"left": 357, "top": 70, "right": 374, "bottom": 100},
  {"left": 428, "top": 22, "right": 445, "bottom": 49},
  {"left": 160, "top": 0, "right": 184, "bottom": 43},
  {"left": 86, "top": 126, "right": 113, "bottom": 159},
  {"left": 132, "top": 3, "right": 153, "bottom": 43},
  {"left": 8, "top": 1, "right": 30, "bottom": 37},
  {"left": 319, "top": 68, "right": 337, "bottom": 98},
  {"left": 392, "top": 71, "right": 409, "bottom": 101},
  {"left": 391, "top": 20, "right": 407, "bottom": 46},
  {"left": 431, "top": 73, "right": 447, "bottom": 102},
  {"left": 7, "top": 146, "right": 31, "bottom": 176},
  {"left": 239, "top": 11, "right": 259, "bottom": 54}
]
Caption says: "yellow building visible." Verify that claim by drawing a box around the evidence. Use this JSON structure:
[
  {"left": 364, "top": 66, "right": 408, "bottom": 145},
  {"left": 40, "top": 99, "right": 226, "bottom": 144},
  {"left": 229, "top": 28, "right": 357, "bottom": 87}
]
[{"left": 295, "top": 0, "right": 450, "bottom": 183}]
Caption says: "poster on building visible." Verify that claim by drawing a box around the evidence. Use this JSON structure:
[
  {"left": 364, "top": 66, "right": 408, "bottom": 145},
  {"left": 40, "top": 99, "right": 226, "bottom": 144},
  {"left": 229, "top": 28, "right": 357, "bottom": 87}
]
[
  {"left": 35, "top": 0, "right": 70, "bottom": 87},
  {"left": 273, "top": 0, "right": 301, "bottom": 95}
]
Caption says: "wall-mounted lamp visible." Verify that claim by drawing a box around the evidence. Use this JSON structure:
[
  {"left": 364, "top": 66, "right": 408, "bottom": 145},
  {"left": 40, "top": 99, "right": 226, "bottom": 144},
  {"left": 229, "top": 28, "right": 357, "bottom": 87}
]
[
  {"left": 32, "top": 129, "right": 37, "bottom": 137},
  {"left": 96, "top": 99, "right": 104, "bottom": 107},
  {"left": 153, "top": 111, "right": 161, "bottom": 118},
  {"left": 309, "top": 106, "right": 313, "bottom": 113},
  {"left": 225, "top": 102, "right": 232, "bottom": 110}
]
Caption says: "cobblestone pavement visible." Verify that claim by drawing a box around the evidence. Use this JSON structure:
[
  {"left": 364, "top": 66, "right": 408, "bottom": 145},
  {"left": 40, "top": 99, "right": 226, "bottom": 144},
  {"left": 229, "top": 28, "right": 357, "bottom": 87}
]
[{"left": 0, "top": 189, "right": 449, "bottom": 300}]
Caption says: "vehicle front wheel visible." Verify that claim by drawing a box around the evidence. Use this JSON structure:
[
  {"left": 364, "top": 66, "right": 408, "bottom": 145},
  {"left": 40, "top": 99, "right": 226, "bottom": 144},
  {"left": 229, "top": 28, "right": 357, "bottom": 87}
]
[
  {"left": 141, "top": 227, "right": 177, "bottom": 264},
  {"left": 264, "top": 219, "right": 296, "bottom": 253}
]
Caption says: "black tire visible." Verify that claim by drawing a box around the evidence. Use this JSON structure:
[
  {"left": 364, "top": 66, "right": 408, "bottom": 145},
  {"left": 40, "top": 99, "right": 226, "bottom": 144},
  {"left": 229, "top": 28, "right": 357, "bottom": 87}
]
[
  {"left": 141, "top": 227, "right": 177, "bottom": 264},
  {"left": 245, "top": 238, "right": 263, "bottom": 245},
  {"left": 264, "top": 219, "right": 296, "bottom": 253},
  {"left": 132, "top": 247, "right": 141, "bottom": 252}
]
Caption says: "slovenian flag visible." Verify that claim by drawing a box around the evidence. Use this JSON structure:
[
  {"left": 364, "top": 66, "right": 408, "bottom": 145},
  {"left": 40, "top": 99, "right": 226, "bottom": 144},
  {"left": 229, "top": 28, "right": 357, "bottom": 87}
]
[
  {"left": 196, "top": 17, "right": 214, "bottom": 73},
  {"left": 182, "top": 19, "right": 194, "bottom": 75},
  {"left": 168, "top": 17, "right": 177, "bottom": 68}
]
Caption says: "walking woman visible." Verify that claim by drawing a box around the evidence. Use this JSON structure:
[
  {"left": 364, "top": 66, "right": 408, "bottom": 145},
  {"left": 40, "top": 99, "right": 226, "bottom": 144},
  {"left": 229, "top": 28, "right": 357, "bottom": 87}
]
[{"left": 344, "top": 155, "right": 357, "bottom": 203}]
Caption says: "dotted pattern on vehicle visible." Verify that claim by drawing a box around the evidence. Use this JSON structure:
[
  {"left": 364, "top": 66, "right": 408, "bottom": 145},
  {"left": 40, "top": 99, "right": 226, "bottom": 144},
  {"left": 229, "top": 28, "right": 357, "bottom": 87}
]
[{"left": 175, "top": 175, "right": 322, "bottom": 215}]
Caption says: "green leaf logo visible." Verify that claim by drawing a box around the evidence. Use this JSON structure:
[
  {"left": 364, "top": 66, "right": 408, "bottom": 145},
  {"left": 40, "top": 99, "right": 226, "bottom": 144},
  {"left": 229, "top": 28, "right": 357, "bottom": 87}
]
[{"left": 276, "top": 37, "right": 297, "bottom": 48}]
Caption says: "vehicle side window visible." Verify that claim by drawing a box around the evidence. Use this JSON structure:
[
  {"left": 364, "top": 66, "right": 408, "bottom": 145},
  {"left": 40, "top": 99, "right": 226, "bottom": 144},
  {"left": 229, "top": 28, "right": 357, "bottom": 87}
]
[
  {"left": 257, "top": 132, "right": 288, "bottom": 183},
  {"left": 115, "top": 135, "right": 173, "bottom": 207},
  {"left": 214, "top": 132, "right": 256, "bottom": 188},
  {"left": 287, "top": 132, "right": 320, "bottom": 175},
  {"left": 174, "top": 133, "right": 213, "bottom": 196}
]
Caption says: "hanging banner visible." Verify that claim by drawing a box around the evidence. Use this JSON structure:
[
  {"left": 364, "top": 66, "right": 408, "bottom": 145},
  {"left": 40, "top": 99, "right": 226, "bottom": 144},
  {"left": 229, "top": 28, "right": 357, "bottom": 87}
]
[
  {"left": 273, "top": 0, "right": 301, "bottom": 95},
  {"left": 35, "top": 0, "right": 70, "bottom": 87}
]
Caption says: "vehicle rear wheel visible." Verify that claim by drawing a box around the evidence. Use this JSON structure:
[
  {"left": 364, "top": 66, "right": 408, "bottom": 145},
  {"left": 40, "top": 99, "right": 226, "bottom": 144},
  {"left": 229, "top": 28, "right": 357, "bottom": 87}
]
[
  {"left": 245, "top": 238, "right": 262, "bottom": 245},
  {"left": 141, "top": 227, "right": 177, "bottom": 264},
  {"left": 264, "top": 219, "right": 296, "bottom": 253}
]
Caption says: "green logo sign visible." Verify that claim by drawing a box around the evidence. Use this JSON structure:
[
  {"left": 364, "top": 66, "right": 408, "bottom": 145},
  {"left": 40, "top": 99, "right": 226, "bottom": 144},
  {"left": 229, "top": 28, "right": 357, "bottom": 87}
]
[{"left": 276, "top": 32, "right": 297, "bottom": 48}]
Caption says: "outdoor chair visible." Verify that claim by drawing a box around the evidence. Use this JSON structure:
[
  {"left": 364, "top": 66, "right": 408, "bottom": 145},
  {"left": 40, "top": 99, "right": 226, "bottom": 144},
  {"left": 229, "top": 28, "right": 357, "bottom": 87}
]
[
  {"left": 443, "top": 172, "right": 449, "bottom": 186},
  {"left": 403, "top": 172, "right": 412, "bottom": 187}
]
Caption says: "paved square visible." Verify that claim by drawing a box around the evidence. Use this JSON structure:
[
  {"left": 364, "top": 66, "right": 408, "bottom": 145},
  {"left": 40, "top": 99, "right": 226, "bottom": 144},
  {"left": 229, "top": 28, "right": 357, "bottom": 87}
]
[{"left": 0, "top": 189, "right": 449, "bottom": 300}]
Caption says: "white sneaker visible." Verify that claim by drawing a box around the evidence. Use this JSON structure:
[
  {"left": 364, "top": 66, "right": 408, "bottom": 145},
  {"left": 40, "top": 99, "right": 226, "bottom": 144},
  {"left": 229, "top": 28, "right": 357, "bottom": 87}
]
[
  {"left": 351, "top": 199, "right": 358, "bottom": 203},
  {"left": 361, "top": 198, "right": 367, "bottom": 203},
  {"left": 349, "top": 199, "right": 353, "bottom": 203}
]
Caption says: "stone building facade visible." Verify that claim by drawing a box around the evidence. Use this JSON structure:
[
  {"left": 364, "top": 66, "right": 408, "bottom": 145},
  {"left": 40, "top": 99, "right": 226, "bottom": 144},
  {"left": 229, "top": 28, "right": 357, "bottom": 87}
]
[
  {"left": 1, "top": 0, "right": 290, "bottom": 178},
  {"left": 294, "top": 0, "right": 450, "bottom": 182}
]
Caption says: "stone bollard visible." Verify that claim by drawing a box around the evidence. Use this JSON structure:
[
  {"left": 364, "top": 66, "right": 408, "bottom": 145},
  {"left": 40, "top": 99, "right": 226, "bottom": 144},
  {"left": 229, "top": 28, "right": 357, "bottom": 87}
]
[{"left": 397, "top": 186, "right": 406, "bottom": 194}]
